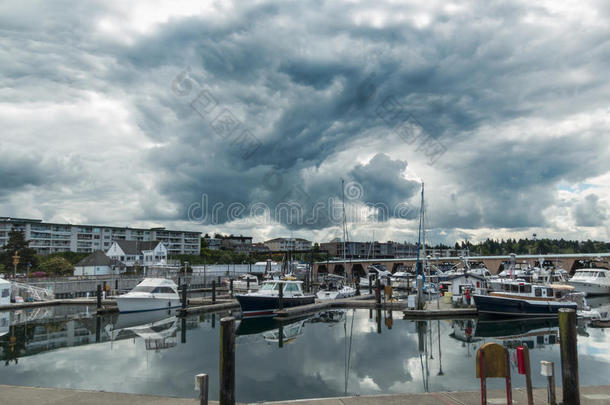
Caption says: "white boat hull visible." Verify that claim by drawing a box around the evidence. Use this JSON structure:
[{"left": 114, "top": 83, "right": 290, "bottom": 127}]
[
  {"left": 568, "top": 281, "right": 610, "bottom": 296},
  {"left": 115, "top": 297, "right": 181, "bottom": 313},
  {"left": 316, "top": 287, "right": 356, "bottom": 300}
]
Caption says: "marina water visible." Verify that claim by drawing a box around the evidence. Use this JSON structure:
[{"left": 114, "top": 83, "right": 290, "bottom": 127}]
[{"left": 1, "top": 303, "right": 609, "bottom": 402}]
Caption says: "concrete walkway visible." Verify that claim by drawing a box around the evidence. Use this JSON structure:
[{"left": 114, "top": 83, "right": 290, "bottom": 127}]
[{"left": 2, "top": 385, "right": 610, "bottom": 405}]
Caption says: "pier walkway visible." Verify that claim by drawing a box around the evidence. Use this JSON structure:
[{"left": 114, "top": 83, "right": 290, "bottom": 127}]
[{"left": 2, "top": 384, "right": 610, "bottom": 404}]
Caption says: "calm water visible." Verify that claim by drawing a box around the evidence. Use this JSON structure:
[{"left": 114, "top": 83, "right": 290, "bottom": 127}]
[{"left": 1, "top": 303, "right": 609, "bottom": 402}]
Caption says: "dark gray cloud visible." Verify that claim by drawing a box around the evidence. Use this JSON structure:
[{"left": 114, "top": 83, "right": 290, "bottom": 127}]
[
  {"left": 1, "top": 0, "right": 609, "bottom": 241},
  {"left": 573, "top": 194, "right": 608, "bottom": 227}
]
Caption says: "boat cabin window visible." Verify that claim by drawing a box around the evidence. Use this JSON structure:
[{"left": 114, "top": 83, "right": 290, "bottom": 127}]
[
  {"left": 555, "top": 290, "right": 562, "bottom": 298},
  {"left": 152, "top": 287, "right": 175, "bottom": 294},
  {"left": 284, "top": 283, "right": 300, "bottom": 293},
  {"left": 523, "top": 285, "right": 532, "bottom": 293},
  {"left": 259, "top": 283, "right": 279, "bottom": 292},
  {"left": 131, "top": 285, "right": 157, "bottom": 293},
  {"left": 546, "top": 288, "right": 553, "bottom": 297},
  {"left": 534, "top": 287, "right": 542, "bottom": 297},
  {"left": 598, "top": 272, "right": 605, "bottom": 278},
  {"left": 1, "top": 288, "right": 9, "bottom": 298}
]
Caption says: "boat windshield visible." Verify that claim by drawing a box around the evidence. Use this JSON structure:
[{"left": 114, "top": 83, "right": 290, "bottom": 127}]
[
  {"left": 259, "top": 283, "right": 279, "bottom": 292},
  {"left": 131, "top": 285, "right": 175, "bottom": 293},
  {"left": 131, "top": 285, "right": 157, "bottom": 293}
]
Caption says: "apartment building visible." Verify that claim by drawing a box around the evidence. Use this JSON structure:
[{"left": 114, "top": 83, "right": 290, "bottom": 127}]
[
  {"left": 0, "top": 217, "right": 200, "bottom": 255},
  {"left": 320, "top": 240, "right": 418, "bottom": 259},
  {"left": 220, "top": 235, "right": 253, "bottom": 253},
  {"left": 264, "top": 237, "right": 312, "bottom": 251}
]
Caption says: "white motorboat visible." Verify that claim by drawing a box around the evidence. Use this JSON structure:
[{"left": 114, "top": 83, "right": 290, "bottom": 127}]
[
  {"left": 389, "top": 272, "right": 412, "bottom": 289},
  {"left": 114, "top": 278, "right": 181, "bottom": 313},
  {"left": 359, "top": 265, "right": 392, "bottom": 287},
  {"left": 316, "top": 275, "right": 356, "bottom": 300},
  {"left": 226, "top": 274, "right": 259, "bottom": 291},
  {"left": 569, "top": 269, "right": 610, "bottom": 296}
]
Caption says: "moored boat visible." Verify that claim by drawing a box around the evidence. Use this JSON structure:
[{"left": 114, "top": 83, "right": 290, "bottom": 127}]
[
  {"left": 569, "top": 268, "right": 610, "bottom": 296},
  {"left": 316, "top": 275, "right": 355, "bottom": 300},
  {"left": 114, "top": 278, "right": 181, "bottom": 313},
  {"left": 473, "top": 281, "right": 578, "bottom": 319},
  {"left": 236, "top": 280, "right": 315, "bottom": 317}
]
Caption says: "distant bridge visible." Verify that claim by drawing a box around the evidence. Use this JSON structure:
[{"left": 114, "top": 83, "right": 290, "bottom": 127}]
[{"left": 313, "top": 253, "right": 610, "bottom": 278}]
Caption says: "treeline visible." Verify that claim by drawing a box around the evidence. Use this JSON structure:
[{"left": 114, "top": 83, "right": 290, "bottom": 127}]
[{"left": 433, "top": 238, "right": 610, "bottom": 255}]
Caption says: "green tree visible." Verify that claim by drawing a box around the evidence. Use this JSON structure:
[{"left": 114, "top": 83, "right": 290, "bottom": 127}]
[
  {"left": 0, "top": 230, "right": 38, "bottom": 274},
  {"left": 39, "top": 257, "right": 74, "bottom": 276}
]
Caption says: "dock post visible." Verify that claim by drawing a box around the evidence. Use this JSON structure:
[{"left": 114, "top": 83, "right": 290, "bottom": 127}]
[
  {"left": 219, "top": 317, "right": 236, "bottom": 405},
  {"left": 211, "top": 313, "right": 215, "bottom": 328},
  {"left": 196, "top": 373, "right": 209, "bottom": 405},
  {"left": 103, "top": 281, "right": 107, "bottom": 298},
  {"left": 278, "top": 324, "right": 284, "bottom": 348},
  {"left": 356, "top": 280, "right": 360, "bottom": 296},
  {"left": 115, "top": 279, "right": 118, "bottom": 294},
  {"left": 368, "top": 275, "right": 373, "bottom": 295},
  {"left": 181, "top": 317, "right": 187, "bottom": 343},
  {"left": 559, "top": 308, "right": 580, "bottom": 405},
  {"left": 375, "top": 278, "right": 381, "bottom": 305},
  {"left": 182, "top": 283, "right": 188, "bottom": 309},
  {"left": 247, "top": 278, "right": 250, "bottom": 290},
  {"left": 230, "top": 279, "right": 234, "bottom": 298},
  {"left": 212, "top": 280, "right": 216, "bottom": 303},
  {"left": 541, "top": 361, "right": 556, "bottom": 405},
  {"left": 278, "top": 283, "right": 284, "bottom": 311},
  {"left": 96, "top": 285, "right": 102, "bottom": 309},
  {"left": 95, "top": 316, "right": 101, "bottom": 342}
]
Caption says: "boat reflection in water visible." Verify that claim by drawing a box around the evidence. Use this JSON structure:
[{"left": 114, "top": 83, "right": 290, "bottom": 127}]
[
  {"left": 110, "top": 309, "right": 180, "bottom": 351},
  {"left": 475, "top": 318, "right": 560, "bottom": 349},
  {"left": 236, "top": 316, "right": 307, "bottom": 347}
]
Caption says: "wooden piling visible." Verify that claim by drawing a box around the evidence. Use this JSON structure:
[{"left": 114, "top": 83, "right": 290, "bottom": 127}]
[
  {"left": 559, "top": 308, "right": 580, "bottom": 405},
  {"left": 229, "top": 279, "right": 233, "bottom": 298},
  {"left": 375, "top": 278, "right": 381, "bottom": 305},
  {"left": 181, "top": 283, "right": 188, "bottom": 309},
  {"left": 278, "top": 283, "right": 284, "bottom": 311},
  {"left": 368, "top": 275, "right": 373, "bottom": 295},
  {"left": 96, "top": 285, "right": 102, "bottom": 309},
  {"left": 196, "top": 373, "right": 208, "bottom": 405},
  {"left": 219, "top": 317, "right": 236, "bottom": 405},
  {"left": 212, "top": 280, "right": 216, "bottom": 303}
]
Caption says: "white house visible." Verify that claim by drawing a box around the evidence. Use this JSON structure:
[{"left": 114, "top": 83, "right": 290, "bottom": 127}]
[
  {"left": 106, "top": 240, "right": 167, "bottom": 269},
  {"left": 0, "top": 278, "right": 11, "bottom": 306},
  {"left": 74, "top": 250, "right": 124, "bottom": 276}
]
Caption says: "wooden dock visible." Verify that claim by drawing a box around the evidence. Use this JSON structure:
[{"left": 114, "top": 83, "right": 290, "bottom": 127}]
[{"left": 2, "top": 384, "right": 610, "bottom": 405}]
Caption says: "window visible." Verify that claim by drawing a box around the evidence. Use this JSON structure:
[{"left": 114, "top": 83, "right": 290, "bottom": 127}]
[
  {"left": 598, "top": 272, "right": 606, "bottom": 278},
  {"left": 284, "top": 283, "right": 300, "bottom": 293},
  {"left": 546, "top": 288, "right": 553, "bottom": 297},
  {"left": 259, "top": 283, "right": 278, "bottom": 292},
  {"left": 1, "top": 288, "right": 9, "bottom": 298},
  {"left": 535, "top": 287, "right": 542, "bottom": 297},
  {"left": 523, "top": 285, "right": 532, "bottom": 293},
  {"left": 152, "top": 287, "right": 175, "bottom": 294}
]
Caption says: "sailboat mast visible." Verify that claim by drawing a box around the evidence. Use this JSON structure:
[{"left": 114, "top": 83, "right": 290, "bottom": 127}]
[{"left": 341, "top": 179, "right": 348, "bottom": 280}]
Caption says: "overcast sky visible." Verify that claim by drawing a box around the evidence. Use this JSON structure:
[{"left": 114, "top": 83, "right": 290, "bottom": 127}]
[{"left": 1, "top": 0, "right": 609, "bottom": 244}]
